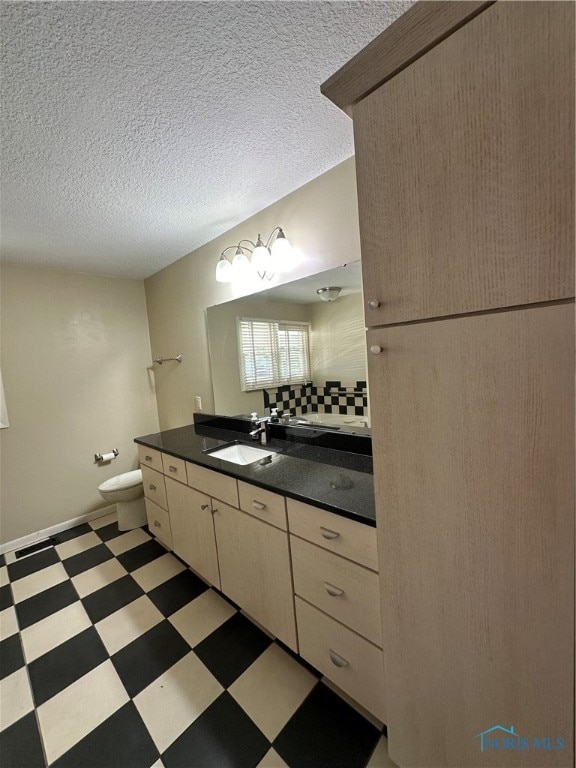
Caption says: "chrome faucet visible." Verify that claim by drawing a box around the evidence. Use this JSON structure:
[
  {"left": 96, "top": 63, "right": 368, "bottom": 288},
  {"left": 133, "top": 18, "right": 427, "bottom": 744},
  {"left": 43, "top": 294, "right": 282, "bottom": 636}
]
[{"left": 249, "top": 414, "right": 270, "bottom": 444}]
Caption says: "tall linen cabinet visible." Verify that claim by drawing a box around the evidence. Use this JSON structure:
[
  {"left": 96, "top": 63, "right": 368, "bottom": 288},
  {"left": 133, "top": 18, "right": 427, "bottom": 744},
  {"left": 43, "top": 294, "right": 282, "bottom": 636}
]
[{"left": 322, "top": 2, "right": 575, "bottom": 767}]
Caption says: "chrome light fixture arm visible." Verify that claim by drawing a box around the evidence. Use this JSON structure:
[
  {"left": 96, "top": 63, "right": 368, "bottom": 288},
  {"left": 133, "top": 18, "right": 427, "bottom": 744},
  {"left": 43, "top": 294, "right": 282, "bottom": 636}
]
[{"left": 215, "top": 226, "right": 291, "bottom": 283}]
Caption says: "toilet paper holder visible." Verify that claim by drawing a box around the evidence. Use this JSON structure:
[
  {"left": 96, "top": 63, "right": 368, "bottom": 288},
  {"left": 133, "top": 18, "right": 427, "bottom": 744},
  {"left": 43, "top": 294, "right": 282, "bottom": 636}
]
[{"left": 95, "top": 449, "right": 119, "bottom": 463}]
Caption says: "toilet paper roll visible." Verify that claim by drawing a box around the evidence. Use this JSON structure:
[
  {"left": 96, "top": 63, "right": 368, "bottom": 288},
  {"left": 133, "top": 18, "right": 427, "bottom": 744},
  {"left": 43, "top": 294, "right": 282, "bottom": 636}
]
[{"left": 100, "top": 452, "right": 116, "bottom": 462}]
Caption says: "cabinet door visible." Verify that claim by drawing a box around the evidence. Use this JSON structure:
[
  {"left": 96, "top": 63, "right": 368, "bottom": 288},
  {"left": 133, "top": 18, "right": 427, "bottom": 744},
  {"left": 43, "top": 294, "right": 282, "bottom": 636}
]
[
  {"left": 165, "top": 477, "right": 220, "bottom": 589},
  {"left": 367, "top": 304, "right": 574, "bottom": 767},
  {"left": 214, "top": 503, "right": 297, "bottom": 651},
  {"left": 355, "top": 1, "right": 574, "bottom": 326}
]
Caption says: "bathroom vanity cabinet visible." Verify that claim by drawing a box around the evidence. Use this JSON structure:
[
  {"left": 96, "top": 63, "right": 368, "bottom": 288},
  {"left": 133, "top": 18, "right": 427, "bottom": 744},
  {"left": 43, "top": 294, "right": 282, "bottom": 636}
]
[
  {"left": 137, "top": 439, "right": 385, "bottom": 722},
  {"left": 165, "top": 478, "right": 220, "bottom": 589},
  {"left": 214, "top": 497, "right": 296, "bottom": 650},
  {"left": 322, "top": 2, "right": 575, "bottom": 766}
]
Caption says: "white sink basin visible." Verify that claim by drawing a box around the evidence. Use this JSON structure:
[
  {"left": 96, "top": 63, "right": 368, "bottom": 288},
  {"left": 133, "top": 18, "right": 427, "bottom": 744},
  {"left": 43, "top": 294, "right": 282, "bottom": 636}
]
[{"left": 207, "top": 442, "right": 274, "bottom": 465}]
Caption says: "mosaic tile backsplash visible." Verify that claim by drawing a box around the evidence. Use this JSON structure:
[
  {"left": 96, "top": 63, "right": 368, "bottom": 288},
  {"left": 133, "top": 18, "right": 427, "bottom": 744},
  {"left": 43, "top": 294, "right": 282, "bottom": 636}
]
[{"left": 263, "top": 381, "right": 368, "bottom": 418}]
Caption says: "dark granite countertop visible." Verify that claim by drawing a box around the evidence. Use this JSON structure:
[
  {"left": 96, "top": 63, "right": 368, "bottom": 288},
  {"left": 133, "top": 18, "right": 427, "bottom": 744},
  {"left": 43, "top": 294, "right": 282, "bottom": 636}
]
[{"left": 134, "top": 423, "right": 376, "bottom": 526}]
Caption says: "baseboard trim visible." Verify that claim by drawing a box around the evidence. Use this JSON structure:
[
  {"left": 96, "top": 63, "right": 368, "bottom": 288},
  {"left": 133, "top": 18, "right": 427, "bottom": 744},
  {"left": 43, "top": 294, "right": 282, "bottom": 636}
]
[{"left": 0, "top": 504, "right": 117, "bottom": 556}]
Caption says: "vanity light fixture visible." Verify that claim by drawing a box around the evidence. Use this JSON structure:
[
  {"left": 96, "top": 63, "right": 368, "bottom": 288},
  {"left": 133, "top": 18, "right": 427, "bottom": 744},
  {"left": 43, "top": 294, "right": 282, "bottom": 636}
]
[
  {"left": 215, "top": 227, "right": 291, "bottom": 283},
  {"left": 316, "top": 286, "right": 342, "bottom": 302}
]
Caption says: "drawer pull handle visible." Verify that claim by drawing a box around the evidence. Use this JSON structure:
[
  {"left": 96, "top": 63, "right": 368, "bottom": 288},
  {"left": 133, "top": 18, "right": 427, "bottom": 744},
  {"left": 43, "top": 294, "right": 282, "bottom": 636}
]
[
  {"left": 201, "top": 504, "right": 210, "bottom": 510},
  {"left": 323, "top": 582, "right": 344, "bottom": 598},
  {"left": 329, "top": 650, "right": 349, "bottom": 668},
  {"left": 370, "top": 345, "right": 382, "bottom": 355},
  {"left": 320, "top": 527, "right": 340, "bottom": 540},
  {"left": 252, "top": 501, "right": 267, "bottom": 511},
  {"left": 149, "top": 484, "right": 157, "bottom": 491},
  {"left": 145, "top": 455, "right": 153, "bottom": 462},
  {"left": 153, "top": 520, "right": 161, "bottom": 528},
  {"left": 168, "top": 466, "right": 178, "bottom": 473},
  {"left": 367, "top": 299, "right": 380, "bottom": 309}
]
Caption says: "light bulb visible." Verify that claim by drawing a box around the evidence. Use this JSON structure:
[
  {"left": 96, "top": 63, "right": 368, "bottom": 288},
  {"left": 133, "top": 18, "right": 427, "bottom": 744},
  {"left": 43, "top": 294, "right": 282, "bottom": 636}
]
[
  {"left": 215, "top": 256, "right": 232, "bottom": 283},
  {"left": 252, "top": 244, "right": 272, "bottom": 276},
  {"left": 232, "top": 247, "right": 251, "bottom": 276},
  {"left": 270, "top": 230, "right": 291, "bottom": 273}
]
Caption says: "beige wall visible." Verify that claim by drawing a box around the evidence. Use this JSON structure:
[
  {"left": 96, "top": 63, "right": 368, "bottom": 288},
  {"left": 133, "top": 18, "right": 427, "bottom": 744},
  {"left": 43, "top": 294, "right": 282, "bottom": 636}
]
[
  {"left": 0, "top": 265, "right": 159, "bottom": 544},
  {"left": 145, "top": 157, "right": 362, "bottom": 429},
  {"left": 310, "top": 293, "right": 366, "bottom": 386}
]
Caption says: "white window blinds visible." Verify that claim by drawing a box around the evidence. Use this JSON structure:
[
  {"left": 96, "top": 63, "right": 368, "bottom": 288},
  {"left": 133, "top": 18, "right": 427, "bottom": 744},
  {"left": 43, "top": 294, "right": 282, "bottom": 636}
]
[{"left": 237, "top": 317, "right": 311, "bottom": 391}]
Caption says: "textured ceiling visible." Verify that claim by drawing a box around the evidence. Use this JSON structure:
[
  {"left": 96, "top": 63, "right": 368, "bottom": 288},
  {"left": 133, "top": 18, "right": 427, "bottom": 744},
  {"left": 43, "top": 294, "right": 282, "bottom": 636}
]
[{"left": 1, "top": 1, "right": 413, "bottom": 279}]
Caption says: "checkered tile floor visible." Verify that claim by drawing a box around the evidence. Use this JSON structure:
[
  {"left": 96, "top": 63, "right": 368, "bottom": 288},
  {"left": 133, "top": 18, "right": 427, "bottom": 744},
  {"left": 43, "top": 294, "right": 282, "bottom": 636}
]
[{"left": 0, "top": 513, "right": 394, "bottom": 767}]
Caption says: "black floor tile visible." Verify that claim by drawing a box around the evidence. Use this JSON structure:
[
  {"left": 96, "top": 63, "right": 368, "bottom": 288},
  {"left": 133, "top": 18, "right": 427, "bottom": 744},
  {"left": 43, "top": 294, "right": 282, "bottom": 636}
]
[
  {"left": 111, "top": 620, "right": 190, "bottom": 698},
  {"left": 274, "top": 639, "right": 322, "bottom": 680},
  {"left": 94, "top": 522, "right": 123, "bottom": 542},
  {"left": 148, "top": 569, "right": 208, "bottom": 617},
  {"left": 0, "top": 553, "right": 5, "bottom": 567},
  {"left": 162, "top": 692, "right": 269, "bottom": 768},
  {"left": 116, "top": 539, "right": 164, "bottom": 573},
  {"left": 0, "top": 583, "right": 13, "bottom": 611},
  {"left": 62, "top": 543, "right": 114, "bottom": 577},
  {"left": 52, "top": 523, "right": 92, "bottom": 543},
  {"left": 0, "top": 711, "right": 46, "bottom": 768},
  {"left": 7, "top": 547, "right": 59, "bottom": 582},
  {"left": 273, "top": 682, "right": 379, "bottom": 768},
  {"left": 15, "top": 580, "right": 78, "bottom": 630},
  {"left": 28, "top": 627, "right": 109, "bottom": 706},
  {"left": 0, "top": 633, "right": 25, "bottom": 679},
  {"left": 82, "top": 575, "right": 144, "bottom": 624},
  {"left": 194, "top": 612, "right": 272, "bottom": 688},
  {"left": 52, "top": 701, "right": 159, "bottom": 768}
]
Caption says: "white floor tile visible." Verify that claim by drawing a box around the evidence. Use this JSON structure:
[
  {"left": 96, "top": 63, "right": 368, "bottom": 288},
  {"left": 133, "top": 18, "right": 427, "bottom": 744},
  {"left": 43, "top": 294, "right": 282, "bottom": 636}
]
[
  {"left": 37, "top": 660, "right": 129, "bottom": 764},
  {"left": 367, "top": 736, "right": 398, "bottom": 767},
  {"left": 20, "top": 601, "right": 91, "bottom": 663},
  {"left": 169, "top": 589, "right": 236, "bottom": 648},
  {"left": 258, "top": 747, "right": 290, "bottom": 767},
  {"left": 55, "top": 531, "right": 102, "bottom": 560},
  {"left": 95, "top": 595, "right": 164, "bottom": 655},
  {"left": 131, "top": 553, "right": 185, "bottom": 593},
  {"left": 0, "top": 667, "right": 34, "bottom": 732},
  {"left": 105, "top": 528, "right": 151, "bottom": 556},
  {"left": 71, "top": 558, "right": 127, "bottom": 598},
  {"left": 10, "top": 562, "right": 68, "bottom": 603},
  {"left": 150, "top": 760, "right": 165, "bottom": 768},
  {"left": 134, "top": 651, "right": 223, "bottom": 753},
  {"left": 89, "top": 511, "right": 118, "bottom": 530},
  {"left": 0, "top": 566, "right": 8, "bottom": 587},
  {"left": 0, "top": 606, "right": 19, "bottom": 641},
  {"left": 228, "top": 643, "right": 317, "bottom": 741}
]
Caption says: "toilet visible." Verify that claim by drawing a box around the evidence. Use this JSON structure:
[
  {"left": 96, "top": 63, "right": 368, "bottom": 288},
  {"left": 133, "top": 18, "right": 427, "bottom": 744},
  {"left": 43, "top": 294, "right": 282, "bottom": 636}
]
[{"left": 98, "top": 469, "right": 147, "bottom": 531}]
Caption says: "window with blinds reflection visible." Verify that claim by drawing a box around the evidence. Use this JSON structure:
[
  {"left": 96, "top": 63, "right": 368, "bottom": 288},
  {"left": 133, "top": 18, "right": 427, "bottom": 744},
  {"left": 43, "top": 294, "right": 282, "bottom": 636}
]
[{"left": 237, "top": 317, "right": 311, "bottom": 391}]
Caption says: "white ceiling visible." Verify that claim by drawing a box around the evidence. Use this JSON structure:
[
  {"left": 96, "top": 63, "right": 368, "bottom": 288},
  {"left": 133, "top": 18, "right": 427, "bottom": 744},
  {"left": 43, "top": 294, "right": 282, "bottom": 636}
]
[{"left": 1, "top": 1, "right": 412, "bottom": 279}]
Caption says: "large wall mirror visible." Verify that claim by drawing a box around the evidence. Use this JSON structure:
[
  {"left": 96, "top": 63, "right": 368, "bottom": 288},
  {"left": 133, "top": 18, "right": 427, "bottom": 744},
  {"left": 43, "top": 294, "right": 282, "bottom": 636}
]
[{"left": 206, "top": 261, "right": 370, "bottom": 434}]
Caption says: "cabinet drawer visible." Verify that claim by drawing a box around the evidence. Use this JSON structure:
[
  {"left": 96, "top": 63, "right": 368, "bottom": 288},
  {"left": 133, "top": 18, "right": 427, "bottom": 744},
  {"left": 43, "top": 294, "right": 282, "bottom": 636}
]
[
  {"left": 238, "top": 481, "right": 287, "bottom": 530},
  {"left": 186, "top": 462, "right": 239, "bottom": 507},
  {"left": 141, "top": 466, "right": 167, "bottom": 510},
  {"left": 287, "top": 499, "right": 378, "bottom": 571},
  {"left": 161, "top": 454, "right": 187, "bottom": 484},
  {"left": 295, "top": 596, "right": 386, "bottom": 722},
  {"left": 138, "top": 445, "right": 163, "bottom": 473},
  {"left": 291, "top": 536, "right": 382, "bottom": 646},
  {"left": 145, "top": 497, "right": 172, "bottom": 550}
]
